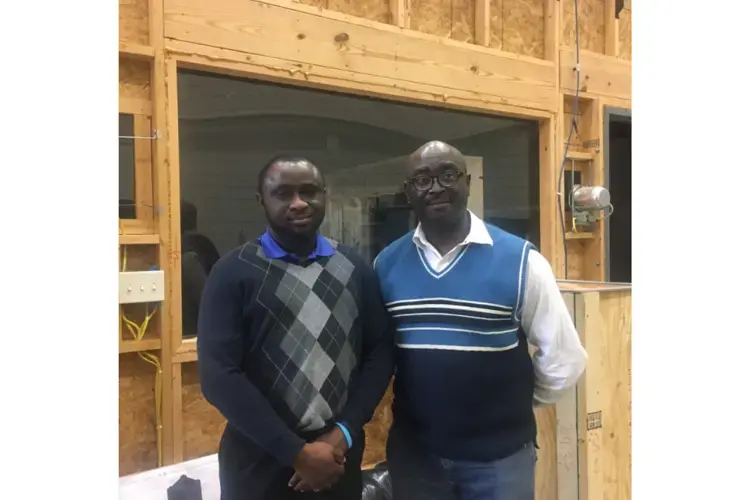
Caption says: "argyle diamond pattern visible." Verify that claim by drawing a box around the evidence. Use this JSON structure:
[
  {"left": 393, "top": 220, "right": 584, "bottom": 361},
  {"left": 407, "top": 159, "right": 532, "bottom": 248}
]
[{"left": 253, "top": 244, "right": 361, "bottom": 431}]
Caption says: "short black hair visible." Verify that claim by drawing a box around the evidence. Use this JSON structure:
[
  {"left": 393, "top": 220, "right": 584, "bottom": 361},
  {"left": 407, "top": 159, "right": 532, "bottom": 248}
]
[{"left": 256, "top": 155, "right": 325, "bottom": 194}]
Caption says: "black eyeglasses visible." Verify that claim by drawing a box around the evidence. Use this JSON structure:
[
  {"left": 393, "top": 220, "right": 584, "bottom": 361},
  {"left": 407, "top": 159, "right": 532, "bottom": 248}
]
[{"left": 407, "top": 169, "right": 465, "bottom": 191}]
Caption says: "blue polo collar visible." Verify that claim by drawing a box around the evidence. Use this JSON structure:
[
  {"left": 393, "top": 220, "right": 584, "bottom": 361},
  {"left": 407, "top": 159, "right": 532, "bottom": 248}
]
[{"left": 258, "top": 229, "right": 335, "bottom": 261}]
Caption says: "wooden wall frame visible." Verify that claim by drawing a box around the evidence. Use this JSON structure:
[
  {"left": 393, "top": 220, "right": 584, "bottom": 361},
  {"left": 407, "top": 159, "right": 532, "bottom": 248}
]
[{"left": 119, "top": 0, "right": 632, "bottom": 489}]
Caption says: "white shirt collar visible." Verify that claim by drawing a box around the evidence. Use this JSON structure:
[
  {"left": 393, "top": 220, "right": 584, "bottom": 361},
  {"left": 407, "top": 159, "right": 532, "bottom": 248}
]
[{"left": 412, "top": 210, "right": 493, "bottom": 249}]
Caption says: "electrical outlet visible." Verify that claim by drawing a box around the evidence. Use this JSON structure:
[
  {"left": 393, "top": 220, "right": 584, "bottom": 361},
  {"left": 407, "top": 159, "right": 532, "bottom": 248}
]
[{"left": 119, "top": 270, "right": 165, "bottom": 304}]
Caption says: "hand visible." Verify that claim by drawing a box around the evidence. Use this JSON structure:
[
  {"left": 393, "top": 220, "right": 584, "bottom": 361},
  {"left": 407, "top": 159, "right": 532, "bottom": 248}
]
[
  {"left": 290, "top": 441, "right": 346, "bottom": 492},
  {"left": 290, "top": 428, "right": 349, "bottom": 492}
]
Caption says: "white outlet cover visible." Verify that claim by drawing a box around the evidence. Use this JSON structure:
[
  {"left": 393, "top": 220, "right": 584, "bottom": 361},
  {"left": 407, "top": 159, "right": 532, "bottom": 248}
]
[{"left": 119, "top": 270, "right": 165, "bottom": 304}]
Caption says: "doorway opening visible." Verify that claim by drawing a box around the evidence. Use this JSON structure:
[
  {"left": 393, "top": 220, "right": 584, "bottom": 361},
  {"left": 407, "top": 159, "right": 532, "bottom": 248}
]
[{"left": 605, "top": 108, "right": 632, "bottom": 283}]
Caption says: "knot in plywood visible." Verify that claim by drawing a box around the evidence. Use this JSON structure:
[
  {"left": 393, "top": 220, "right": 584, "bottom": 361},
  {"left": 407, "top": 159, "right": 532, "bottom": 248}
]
[{"left": 334, "top": 32, "right": 350, "bottom": 43}]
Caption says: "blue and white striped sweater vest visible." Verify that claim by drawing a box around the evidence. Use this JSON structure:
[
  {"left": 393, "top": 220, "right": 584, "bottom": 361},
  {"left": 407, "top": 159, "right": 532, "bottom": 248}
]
[
  {"left": 375, "top": 224, "right": 533, "bottom": 353},
  {"left": 374, "top": 223, "right": 538, "bottom": 461}
]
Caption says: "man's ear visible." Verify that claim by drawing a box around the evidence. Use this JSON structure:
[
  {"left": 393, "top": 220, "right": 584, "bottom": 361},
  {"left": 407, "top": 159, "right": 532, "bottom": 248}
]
[
  {"left": 403, "top": 181, "right": 414, "bottom": 205},
  {"left": 255, "top": 192, "right": 263, "bottom": 207}
]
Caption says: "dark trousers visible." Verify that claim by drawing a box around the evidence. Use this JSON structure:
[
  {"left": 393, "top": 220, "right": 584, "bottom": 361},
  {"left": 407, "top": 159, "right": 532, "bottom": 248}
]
[
  {"left": 386, "top": 425, "right": 537, "bottom": 500},
  {"left": 218, "top": 427, "right": 364, "bottom": 500}
]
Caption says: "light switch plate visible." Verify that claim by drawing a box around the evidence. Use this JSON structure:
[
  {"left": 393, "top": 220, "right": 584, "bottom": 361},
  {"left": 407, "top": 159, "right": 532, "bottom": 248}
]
[{"left": 119, "top": 270, "right": 165, "bottom": 304}]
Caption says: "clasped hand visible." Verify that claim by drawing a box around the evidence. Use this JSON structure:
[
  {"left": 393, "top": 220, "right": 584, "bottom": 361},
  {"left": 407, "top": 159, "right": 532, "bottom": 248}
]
[{"left": 289, "top": 427, "right": 349, "bottom": 492}]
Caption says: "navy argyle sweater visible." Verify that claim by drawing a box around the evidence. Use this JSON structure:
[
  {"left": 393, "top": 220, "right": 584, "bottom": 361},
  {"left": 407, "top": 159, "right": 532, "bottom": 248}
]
[{"left": 197, "top": 237, "right": 394, "bottom": 467}]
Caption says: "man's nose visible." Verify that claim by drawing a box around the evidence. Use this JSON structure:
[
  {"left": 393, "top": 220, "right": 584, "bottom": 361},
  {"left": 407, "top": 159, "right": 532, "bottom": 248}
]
[
  {"left": 289, "top": 193, "right": 308, "bottom": 210},
  {"left": 428, "top": 177, "right": 444, "bottom": 194}
]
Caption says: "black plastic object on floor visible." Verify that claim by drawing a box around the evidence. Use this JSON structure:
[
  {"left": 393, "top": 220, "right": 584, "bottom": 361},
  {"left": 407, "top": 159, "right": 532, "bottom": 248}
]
[
  {"left": 361, "top": 462, "right": 392, "bottom": 500},
  {"left": 167, "top": 474, "right": 203, "bottom": 500}
]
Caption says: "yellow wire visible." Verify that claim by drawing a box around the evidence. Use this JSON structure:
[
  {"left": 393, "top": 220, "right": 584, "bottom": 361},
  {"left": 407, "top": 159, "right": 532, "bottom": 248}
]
[{"left": 121, "top": 247, "right": 164, "bottom": 467}]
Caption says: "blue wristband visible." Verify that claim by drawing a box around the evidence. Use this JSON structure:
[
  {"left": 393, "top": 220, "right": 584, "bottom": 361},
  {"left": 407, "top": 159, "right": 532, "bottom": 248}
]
[{"left": 335, "top": 422, "right": 353, "bottom": 449}]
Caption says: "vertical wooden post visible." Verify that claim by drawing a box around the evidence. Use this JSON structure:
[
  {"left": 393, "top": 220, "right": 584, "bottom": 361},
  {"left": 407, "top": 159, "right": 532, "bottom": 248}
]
[
  {"left": 541, "top": 0, "right": 564, "bottom": 277},
  {"left": 475, "top": 0, "right": 491, "bottom": 46},
  {"left": 390, "top": 0, "right": 409, "bottom": 28},
  {"left": 150, "top": 0, "right": 178, "bottom": 466},
  {"left": 583, "top": 99, "right": 606, "bottom": 281},
  {"left": 605, "top": 0, "right": 619, "bottom": 57},
  {"left": 163, "top": 55, "right": 187, "bottom": 463},
  {"left": 544, "top": 0, "right": 560, "bottom": 62}
]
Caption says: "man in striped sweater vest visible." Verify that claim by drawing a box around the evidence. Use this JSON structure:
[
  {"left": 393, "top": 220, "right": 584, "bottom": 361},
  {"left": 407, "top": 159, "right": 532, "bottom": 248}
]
[{"left": 374, "top": 141, "right": 588, "bottom": 500}]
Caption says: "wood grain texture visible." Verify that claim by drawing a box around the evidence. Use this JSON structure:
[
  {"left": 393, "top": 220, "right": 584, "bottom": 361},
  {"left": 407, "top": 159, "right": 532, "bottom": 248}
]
[
  {"left": 617, "top": 8, "right": 631, "bottom": 60},
  {"left": 560, "top": 48, "right": 631, "bottom": 100},
  {"left": 120, "top": 353, "right": 159, "bottom": 475},
  {"left": 181, "top": 363, "right": 227, "bottom": 460},
  {"left": 562, "top": 0, "right": 605, "bottom": 53},
  {"left": 164, "top": 0, "right": 557, "bottom": 113},
  {"left": 328, "top": 0, "right": 392, "bottom": 24},
  {"left": 489, "top": 0, "right": 545, "bottom": 59},
  {"left": 572, "top": 290, "right": 632, "bottom": 500},
  {"left": 119, "top": 0, "right": 150, "bottom": 44}
]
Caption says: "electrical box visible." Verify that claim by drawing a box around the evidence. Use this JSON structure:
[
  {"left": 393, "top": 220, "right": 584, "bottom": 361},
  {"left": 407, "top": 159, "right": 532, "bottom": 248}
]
[{"left": 119, "top": 270, "right": 165, "bottom": 305}]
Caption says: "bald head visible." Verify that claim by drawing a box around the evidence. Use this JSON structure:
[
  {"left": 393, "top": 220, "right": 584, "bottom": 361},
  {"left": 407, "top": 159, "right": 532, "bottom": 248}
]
[
  {"left": 408, "top": 141, "right": 467, "bottom": 173},
  {"left": 403, "top": 140, "right": 470, "bottom": 229}
]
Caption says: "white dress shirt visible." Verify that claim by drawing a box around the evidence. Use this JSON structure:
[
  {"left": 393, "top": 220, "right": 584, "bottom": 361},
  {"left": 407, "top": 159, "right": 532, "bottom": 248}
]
[{"left": 411, "top": 211, "right": 588, "bottom": 407}]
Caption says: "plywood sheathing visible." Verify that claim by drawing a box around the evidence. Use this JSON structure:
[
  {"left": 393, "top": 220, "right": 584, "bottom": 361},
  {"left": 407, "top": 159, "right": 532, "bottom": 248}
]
[
  {"left": 575, "top": 291, "right": 632, "bottom": 500},
  {"left": 617, "top": 7, "right": 631, "bottom": 60},
  {"left": 181, "top": 363, "right": 226, "bottom": 461},
  {"left": 534, "top": 405, "right": 558, "bottom": 500},
  {"left": 296, "top": 0, "right": 392, "bottom": 24},
  {"left": 562, "top": 0, "right": 605, "bottom": 54},
  {"left": 410, "top": 0, "right": 476, "bottom": 43},
  {"left": 120, "top": 58, "right": 152, "bottom": 101},
  {"left": 119, "top": 0, "right": 150, "bottom": 44},
  {"left": 330, "top": 0, "right": 392, "bottom": 24},
  {"left": 489, "top": 0, "right": 545, "bottom": 59},
  {"left": 120, "top": 353, "right": 159, "bottom": 475}
]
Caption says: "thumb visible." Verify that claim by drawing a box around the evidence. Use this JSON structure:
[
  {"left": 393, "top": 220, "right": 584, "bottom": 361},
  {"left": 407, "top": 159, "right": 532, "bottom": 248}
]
[{"left": 332, "top": 449, "right": 346, "bottom": 464}]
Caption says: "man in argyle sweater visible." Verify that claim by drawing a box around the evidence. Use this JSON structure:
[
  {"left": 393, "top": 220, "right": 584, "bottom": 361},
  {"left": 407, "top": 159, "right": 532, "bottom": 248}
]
[{"left": 197, "top": 156, "right": 394, "bottom": 500}]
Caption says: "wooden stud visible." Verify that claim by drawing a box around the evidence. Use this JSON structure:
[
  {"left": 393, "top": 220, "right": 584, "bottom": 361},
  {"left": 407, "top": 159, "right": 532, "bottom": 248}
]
[
  {"left": 389, "top": 0, "right": 409, "bottom": 28},
  {"left": 119, "top": 42, "right": 157, "bottom": 61},
  {"left": 119, "top": 234, "right": 161, "bottom": 245},
  {"left": 172, "top": 361, "right": 185, "bottom": 462},
  {"left": 475, "top": 0, "right": 491, "bottom": 47},
  {"left": 605, "top": 0, "right": 619, "bottom": 57},
  {"left": 159, "top": 54, "right": 186, "bottom": 466},
  {"left": 120, "top": 338, "right": 162, "bottom": 354},
  {"left": 119, "top": 218, "right": 155, "bottom": 235},
  {"left": 120, "top": 97, "right": 153, "bottom": 116},
  {"left": 543, "top": 0, "right": 559, "bottom": 62},
  {"left": 149, "top": 0, "right": 177, "bottom": 467},
  {"left": 133, "top": 115, "right": 155, "bottom": 224}
]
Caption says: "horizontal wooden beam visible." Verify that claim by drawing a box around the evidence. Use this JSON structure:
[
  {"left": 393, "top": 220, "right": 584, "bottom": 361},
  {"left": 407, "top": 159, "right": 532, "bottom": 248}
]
[
  {"left": 119, "top": 218, "right": 155, "bottom": 235},
  {"left": 559, "top": 48, "right": 631, "bottom": 100},
  {"left": 120, "top": 97, "right": 153, "bottom": 116},
  {"left": 164, "top": 0, "right": 558, "bottom": 115},
  {"left": 119, "top": 234, "right": 161, "bottom": 245},
  {"left": 119, "top": 42, "right": 156, "bottom": 61},
  {"left": 173, "top": 338, "right": 197, "bottom": 363},
  {"left": 120, "top": 338, "right": 162, "bottom": 354}
]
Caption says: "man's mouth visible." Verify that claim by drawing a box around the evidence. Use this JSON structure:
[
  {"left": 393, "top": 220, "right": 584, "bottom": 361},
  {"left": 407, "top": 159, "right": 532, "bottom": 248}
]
[
  {"left": 289, "top": 216, "right": 312, "bottom": 223},
  {"left": 426, "top": 200, "right": 451, "bottom": 207}
]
